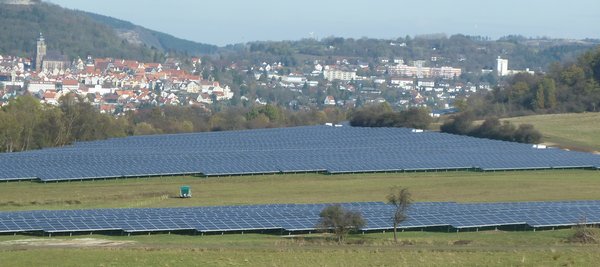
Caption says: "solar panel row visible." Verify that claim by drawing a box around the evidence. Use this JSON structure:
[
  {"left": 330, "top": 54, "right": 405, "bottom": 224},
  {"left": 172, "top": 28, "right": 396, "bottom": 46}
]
[
  {"left": 1, "top": 201, "right": 599, "bottom": 234},
  {"left": 0, "top": 126, "right": 598, "bottom": 181}
]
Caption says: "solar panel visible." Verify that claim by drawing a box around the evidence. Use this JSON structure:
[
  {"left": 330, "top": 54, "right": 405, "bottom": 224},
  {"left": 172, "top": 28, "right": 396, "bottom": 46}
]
[
  {"left": 0, "top": 126, "right": 598, "bottom": 181},
  {"left": 1, "top": 201, "right": 600, "bottom": 234}
]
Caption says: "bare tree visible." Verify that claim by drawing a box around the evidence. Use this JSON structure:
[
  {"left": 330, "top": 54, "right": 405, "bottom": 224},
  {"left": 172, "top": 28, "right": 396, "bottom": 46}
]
[
  {"left": 317, "top": 204, "right": 365, "bottom": 243},
  {"left": 387, "top": 187, "right": 412, "bottom": 243}
]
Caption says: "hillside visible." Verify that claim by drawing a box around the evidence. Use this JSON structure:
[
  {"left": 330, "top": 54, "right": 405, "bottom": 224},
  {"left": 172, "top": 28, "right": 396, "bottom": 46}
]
[
  {"left": 0, "top": 2, "right": 216, "bottom": 61},
  {"left": 82, "top": 12, "right": 217, "bottom": 55},
  {"left": 0, "top": 2, "right": 160, "bottom": 61},
  {"left": 2, "top": 2, "right": 597, "bottom": 71},
  {"left": 454, "top": 46, "right": 600, "bottom": 118},
  {"left": 503, "top": 113, "right": 600, "bottom": 152},
  {"left": 234, "top": 35, "right": 600, "bottom": 73}
]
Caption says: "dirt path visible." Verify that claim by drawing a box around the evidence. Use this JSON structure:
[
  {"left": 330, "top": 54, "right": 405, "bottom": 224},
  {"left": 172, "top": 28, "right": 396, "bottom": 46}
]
[{"left": 0, "top": 238, "right": 135, "bottom": 248}]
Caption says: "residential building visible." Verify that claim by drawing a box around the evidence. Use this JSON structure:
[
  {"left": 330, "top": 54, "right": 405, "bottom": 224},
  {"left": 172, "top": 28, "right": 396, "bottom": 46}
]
[
  {"left": 323, "top": 66, "right": 356, "bottom": 81},
  {"left": 324, "top": 95, "right": 336, "bottom": 105},
  {"left": 496, "top": 56, "right": 535, "bottom": 76},
  {"left": 497, "top": 57, "right": 509, "bottom": 76}
]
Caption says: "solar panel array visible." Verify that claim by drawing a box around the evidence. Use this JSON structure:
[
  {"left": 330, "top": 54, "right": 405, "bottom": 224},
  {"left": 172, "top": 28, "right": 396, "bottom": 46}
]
[
  {"left": 1, "top": 201, "right": 599, "bottom": 234},
  {"left": 0, "top": 126, "right": 598, "bottom": 181}
]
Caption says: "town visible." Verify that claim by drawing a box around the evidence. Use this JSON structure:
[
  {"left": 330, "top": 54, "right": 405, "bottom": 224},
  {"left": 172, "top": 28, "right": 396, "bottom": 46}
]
[{"left": 0, "top": 33, "right": 532, "bottom": 116}]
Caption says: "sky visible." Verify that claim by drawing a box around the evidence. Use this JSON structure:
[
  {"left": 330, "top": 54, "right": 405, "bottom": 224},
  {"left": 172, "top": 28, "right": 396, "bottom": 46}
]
[{"left": 47, "top": 0, "right": 600, "bottom": 46}]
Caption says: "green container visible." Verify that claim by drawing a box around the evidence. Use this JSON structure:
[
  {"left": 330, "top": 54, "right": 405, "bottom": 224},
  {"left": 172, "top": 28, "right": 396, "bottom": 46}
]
[{"left": 180, "top": 186, "right": 191, "bottom": 198}]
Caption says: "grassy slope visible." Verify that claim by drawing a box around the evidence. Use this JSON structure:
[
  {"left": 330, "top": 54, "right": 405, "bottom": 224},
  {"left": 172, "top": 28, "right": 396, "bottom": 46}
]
[
  {"left": 2, "top": 171, "right": 600, "bottom": 266},
  {"left": 503, "top": 113, "right": 600, "bottom": 152},
  {"left": 1, "top": 170, "right": 600, "bottom": 211}
]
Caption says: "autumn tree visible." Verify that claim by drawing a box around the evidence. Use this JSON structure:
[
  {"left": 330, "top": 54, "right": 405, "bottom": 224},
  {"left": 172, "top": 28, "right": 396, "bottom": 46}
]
[
  {"left": 4, "top": 95, "right": 42, "bottom": 151},
  {"left": 387, "top": 187, "right": 412, "bottom": 243},
  {"left": 440, "top": 111, "right": 475, "bottom": 135},
  {"left": 441, "top": 113, "right": 542, "bottom": 144},
  {"left": 0, "top": 110, "right": 22, "bottom": 152},
  {"left": 317, "top": 205, "right": 365, "bottom": 243},
  {"left": 540, "top": 77, "right": 557, "bottom": 110},
  {"left": 349, "top": 103, "right": 431, "bottom": 129}
]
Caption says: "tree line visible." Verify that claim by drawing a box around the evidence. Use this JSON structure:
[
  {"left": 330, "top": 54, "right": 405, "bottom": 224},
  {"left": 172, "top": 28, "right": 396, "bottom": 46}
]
[
  {"left": 0, "top": 94, "right": 345, "bottom": 153},
  {"left": 348, "top": 103, "right": 432, "bottom": 129},
  {"left": 440, "top": 112, "right": 542, "bottom": 144},
  {"left": 1, "top": 94, "right": 546, "bottom": 154},
  {"left": 346, "top": 102, "right": 542, "bottom": 144},
  {"left": 0, "top": 95, "right": 127, "bottom": 152}
]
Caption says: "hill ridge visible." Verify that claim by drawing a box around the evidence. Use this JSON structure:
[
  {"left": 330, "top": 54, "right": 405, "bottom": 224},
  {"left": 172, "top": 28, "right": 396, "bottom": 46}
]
[
  {"left": 0, "top": 2, "right": 216, "bottom": 61},
  {"left": 81, "top": 11, "right": 218, "bottom": 55}
]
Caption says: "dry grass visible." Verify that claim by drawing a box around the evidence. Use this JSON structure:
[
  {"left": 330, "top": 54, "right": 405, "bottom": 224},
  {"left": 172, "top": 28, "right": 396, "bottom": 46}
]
[{"left": 568, "top": 225, "right": 600, "bottom": 244}]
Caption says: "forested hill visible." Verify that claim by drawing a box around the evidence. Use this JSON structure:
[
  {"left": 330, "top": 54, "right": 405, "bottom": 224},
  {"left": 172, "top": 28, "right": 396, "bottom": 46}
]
[
  {"left": 2, "top": 1, "right": 598, "bottom": 70},
  {"left": 462, "top": 46, "right": 600, "bottom": 116},
  {"left": 82, "top": 12, "right": 218, "bottom": 55},
  {"left": 230, "top": 36, "right": 600, "bottom": 73},
  {"left": 0, "top": 2, "right": 216, "bottom": 61}
]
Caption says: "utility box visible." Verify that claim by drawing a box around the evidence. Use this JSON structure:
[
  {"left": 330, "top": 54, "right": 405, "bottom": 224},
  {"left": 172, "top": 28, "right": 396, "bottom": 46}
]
[{"left": 180, "top": 186, "right": 192, "bottom": 198}]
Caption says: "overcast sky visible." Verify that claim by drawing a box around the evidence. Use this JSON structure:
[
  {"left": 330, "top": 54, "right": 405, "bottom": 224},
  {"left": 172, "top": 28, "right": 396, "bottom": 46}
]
[{"left": 47, "top": 0, "right": 600, "bottom": 46}]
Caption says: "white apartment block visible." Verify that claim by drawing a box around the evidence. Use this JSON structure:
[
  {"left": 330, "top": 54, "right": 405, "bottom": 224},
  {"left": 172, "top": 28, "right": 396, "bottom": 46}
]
[
  {"left": 496, "top": 57, "right": 509, "bottom": 76},
  {"left": 323, "top": 68, "right": 357, "bottom": 81}
]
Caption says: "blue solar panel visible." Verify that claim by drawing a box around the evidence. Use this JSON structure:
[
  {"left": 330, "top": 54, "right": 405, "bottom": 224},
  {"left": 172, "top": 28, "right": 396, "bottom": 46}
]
[
  {"left": 0, "top": 126, "right": 598, "bottom": 181},
  {"left": 1, "top": 201, "right": 600, "bottom": 234}
]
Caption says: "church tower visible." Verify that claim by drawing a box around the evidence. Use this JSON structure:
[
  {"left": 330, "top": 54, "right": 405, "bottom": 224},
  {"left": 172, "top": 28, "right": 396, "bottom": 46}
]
[{"left": 35, "top": 32, "right": 46, "bottom": 72}]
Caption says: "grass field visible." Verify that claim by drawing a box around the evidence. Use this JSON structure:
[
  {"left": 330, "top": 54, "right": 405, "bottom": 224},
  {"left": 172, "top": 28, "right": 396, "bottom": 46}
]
[
  {"left": 502, "top": 112, "right": 600, "bottom": 152},
  {"left": 1, "top": 170, "right": 600, "bottom": 211},
  {"left": 2, "top": 170, "right": 600, "bottom": 266},
  {"left": 1, "top": 230, "right": 599, "bottom": 266}
]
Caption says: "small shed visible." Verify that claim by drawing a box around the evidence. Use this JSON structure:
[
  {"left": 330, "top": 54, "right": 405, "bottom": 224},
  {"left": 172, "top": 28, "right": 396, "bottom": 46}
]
[{"left": 180, "top": 186, "right": 192, "bottom": 198}]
